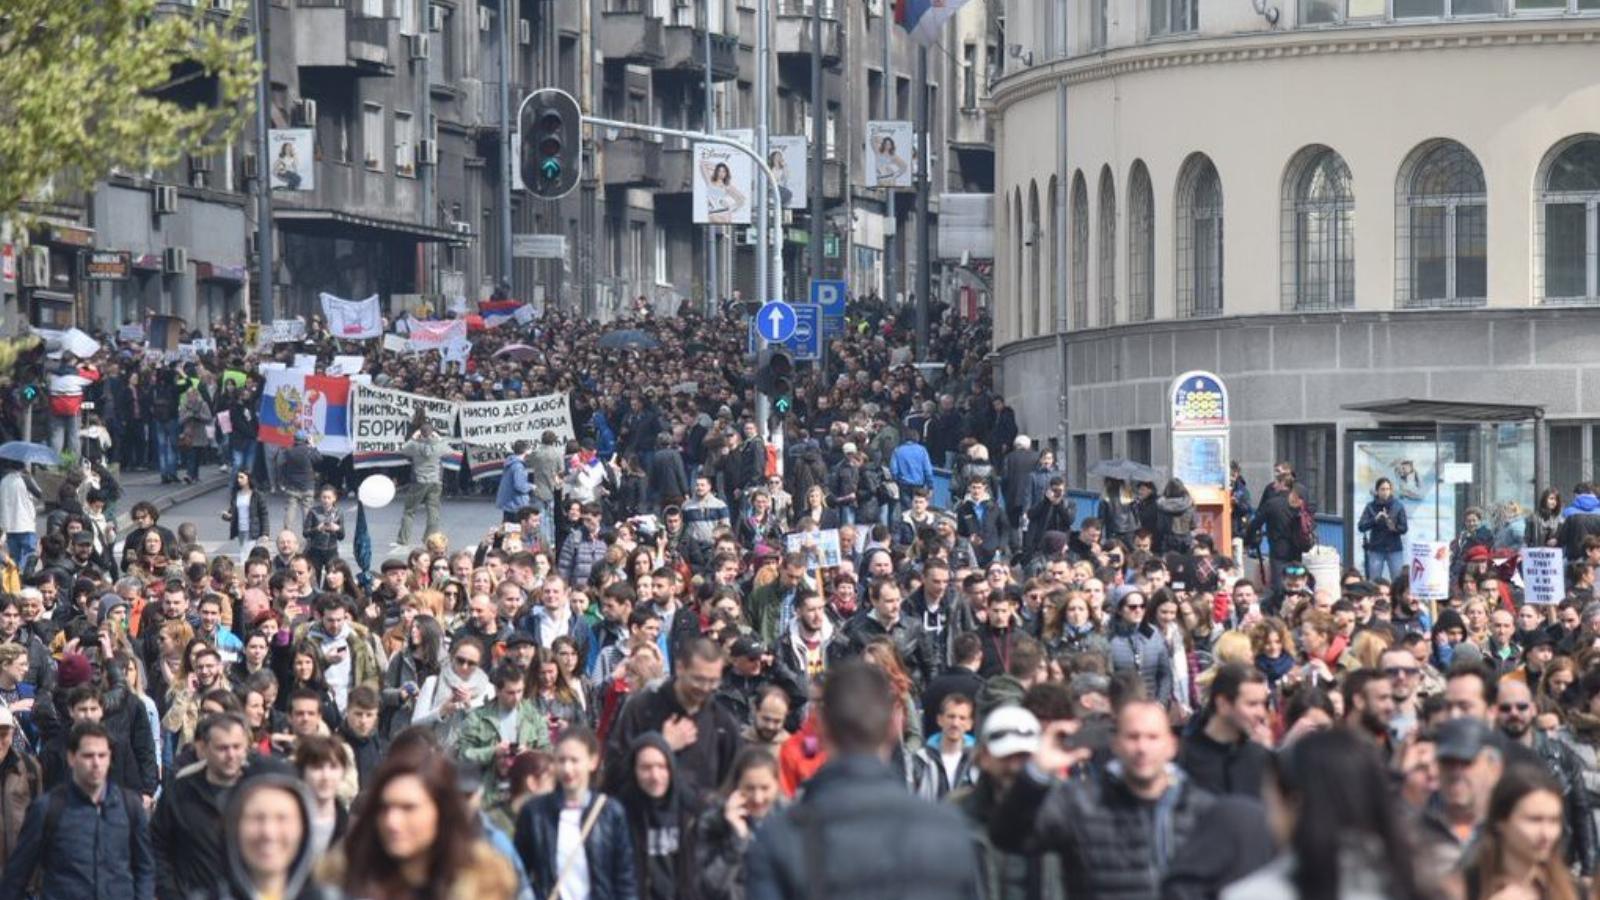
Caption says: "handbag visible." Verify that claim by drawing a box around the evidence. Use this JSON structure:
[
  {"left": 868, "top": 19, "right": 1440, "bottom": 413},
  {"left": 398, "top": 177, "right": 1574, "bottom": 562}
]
[{"left": 547, "top": 795, "right": 609, "bottom": 900}]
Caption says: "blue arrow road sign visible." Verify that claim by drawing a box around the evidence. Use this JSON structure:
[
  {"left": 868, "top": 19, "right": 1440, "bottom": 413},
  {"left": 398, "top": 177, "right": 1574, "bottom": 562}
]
[
  {"left": 810, "top": 279, "right": 847, "bottom": 317},
  {"left": 756, "top": 301, "right": 797, "bottom": 343},
  {"left": 747, "top": 304, "right": 821, "bottom": 360}
]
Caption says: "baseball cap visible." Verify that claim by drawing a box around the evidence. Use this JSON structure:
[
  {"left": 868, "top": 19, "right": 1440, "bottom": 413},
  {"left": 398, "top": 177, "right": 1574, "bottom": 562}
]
[
  {"left": 1435, "top": 717, "right": 1499, "bottom": 763},
  {"left": 380, "top": 558, "right": 409, "bottom": 573},
  {"left": 730, "top": 635, "right": 767, "bottom": 659},
  {"left": 841, "top": 442, "right": 859, "bottom": 456},
  {"left": 0, "top": 706, "right": 14, "bottom": 729},
  {"left": 980, "top": 706, "right": 1041, "bottom": 758}
]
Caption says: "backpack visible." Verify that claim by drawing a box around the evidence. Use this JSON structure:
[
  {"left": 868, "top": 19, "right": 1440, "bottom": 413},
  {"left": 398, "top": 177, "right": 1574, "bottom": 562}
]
[{"left": 1289, "top": 503, "right": 1318, "bottom": 553}]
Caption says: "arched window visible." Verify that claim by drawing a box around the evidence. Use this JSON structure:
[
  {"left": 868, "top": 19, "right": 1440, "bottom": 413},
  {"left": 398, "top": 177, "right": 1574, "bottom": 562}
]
[
  {"left": 1012, "top": 187, "right": 1024, "bottom": 337},
  {"left": 1098, "top": 166, "right": 1117, "bottom": 326},
  {"left": 1127, "top": 161, "right": 1155, "bottom": 322},
  {"left": 1539, "top": 136, "right": 1600, "bottom": 304},
  {"left": 1397, "top": 141, "right": 1486, "bottom": 308},
  {"left": 1045, "top": 176, "right": 1058, "bottom": 334},
  {"left": 1176, "top": 153, "right": 1223, "bottom": 317},
  {"left": 1028, "top": 181, "right": 1041, "bottom": 337},
  {"left": 1071, "top": 171, "right": 1088, "bottom": 329},
  {"left": 1282, "top": 146, "right": 1355, "bottom": 311}
]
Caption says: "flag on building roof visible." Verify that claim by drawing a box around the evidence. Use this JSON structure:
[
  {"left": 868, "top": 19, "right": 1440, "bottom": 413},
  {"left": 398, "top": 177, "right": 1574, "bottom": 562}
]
[{"left": 896, "top": 0, "right": 972, "bottom": 45}]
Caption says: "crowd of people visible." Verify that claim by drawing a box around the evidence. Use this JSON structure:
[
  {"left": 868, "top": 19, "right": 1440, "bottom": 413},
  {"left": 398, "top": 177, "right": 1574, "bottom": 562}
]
[{"left": 0, "top": 292, "right": 1598, "bottom": 900}]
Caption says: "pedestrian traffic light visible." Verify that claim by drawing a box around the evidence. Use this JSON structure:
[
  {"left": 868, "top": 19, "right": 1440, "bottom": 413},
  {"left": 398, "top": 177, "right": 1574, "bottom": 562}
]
[
  {"left": 520, "top": 88, "right": 582, "bottom": 201},
  {"left": 755, "top": 348, "right": 794, "bottom": 415}
]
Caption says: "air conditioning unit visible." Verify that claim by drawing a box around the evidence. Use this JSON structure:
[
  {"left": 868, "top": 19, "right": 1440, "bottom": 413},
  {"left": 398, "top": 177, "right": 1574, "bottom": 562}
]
[
  {"left": 479, "top": 7, "right": 491, "bottom": 31},
  {"left": 211, "top": 0, "right": 234, "bottom": 10},
  {"left": 408, "top": 33, "right": 429, "bottom": 59},
  {"left": 518, "top": 19, "right": 531, "bottom": 44},
  {"left": 163, "top": 246, "right": 189, "bottom": 275},
  {"left": 189, "top": 154, "right": 213, "bottom": 174},
  {"left": 674, "top": 0, "right": 690, "bottom": 7},
  {"left": 154, "top": 185, "right": 179, "bottom": 215},
  {"left": 242, "top": 152, "right": 259, "bottom": 180},
  {"left": 451, "top": 221, "right": 471, "bottom": 235},
  {"left": 428, "top": 4, "right": 444, "bottom": 31},
  {"left": 20, "top": 247, "right": 49, "bottom": 287},
  {"left": 416, "top": 138, "right": 438, "bottom": 166},
  {"left": 296, "top": 98, "right": 318, "bottom": 127}
]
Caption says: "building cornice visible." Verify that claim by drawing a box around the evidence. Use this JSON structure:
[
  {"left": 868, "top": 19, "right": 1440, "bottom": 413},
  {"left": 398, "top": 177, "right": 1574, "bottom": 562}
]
[{"left": 990, "top": 19, "right": 1600, "bottom": 113}]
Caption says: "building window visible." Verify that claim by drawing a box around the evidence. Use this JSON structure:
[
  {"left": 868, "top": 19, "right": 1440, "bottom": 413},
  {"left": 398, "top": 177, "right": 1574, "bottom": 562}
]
[
  {"left": 1176, "top": 153, "right": 1223, "bottom": 318},
  {"left": 1539, "top": 135, "right": 1600, "bottom": 304},
  {"left": 1394, "top": 0, "right": 1498, "bottom": 17},
  {"left": 1276, "top": 424, "right": 1338, "bottom": 513},
  {"left": 1046, "top": 175, "right": 1059, "bottom": 334},
  {"left": 1127, "top": 428, "right": 1152, "bottom": 464},
  {"left": 1091, "top": 0, "right": 1109, "bottom": 49},
  {"left": 1098, "top": 167, "right": 1117, "bottom": 326},
  {"left": 1013, "top": 188, "right": 1024, "bottom": 339},
  {"left": 1397, "top": 140, "right": 1487, "bottom": 308},
  {"left": 400, "top": 0, "right": 419, "bottom": 34},
  {"left": 359, "top": 0, "right": 384, "bottom": 17},
  {"left": 1282, "top": 145, "right": 1354, "bottom": 311},
  {"left": 1071, "top": 171, "right": 1088, "bottom": 329},
  {"left": 1149, "top": 0, "right": 1197, "bottom": 36},
  {"left": 962, "top": 43, "right": 977, "bottom": 108},
  {"left": 825, "top": 103, "right": 838, "bottom": 160},
  {"left": 362, "top": 103, "right": 385, "bottom": 171},
  {"left": 655, "top": 227, "right": 670, "bottom": 285},
  {"left": 394, "top": 111, "right": 416, "bottom": 177},
  {"left": 1072, "top": 434, "right": 1088, "bottom": 486},
  {"left": 1028, "top": 181, "right": 1041, "bottom": 337},
  {"left": 1127, "top": 161, "right": 1154, "bottom": 322},
  {"left": 1515, "top": 0, "right": 1600, "bottom": 11},
  {"left": 1098, "top": 432, "right": 1115, "bottom": 464}
]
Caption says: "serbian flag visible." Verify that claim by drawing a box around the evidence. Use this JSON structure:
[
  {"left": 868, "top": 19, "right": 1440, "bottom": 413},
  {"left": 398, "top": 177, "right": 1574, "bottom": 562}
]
[
  {"left": 259, "top": 370, "right": 352, "bottom": 455},
  {"left": 896, "top": 0, "right": 971, "bottom": 44},
  {"left": 479, "top": 298, "right": 523, "bottom": 315}
]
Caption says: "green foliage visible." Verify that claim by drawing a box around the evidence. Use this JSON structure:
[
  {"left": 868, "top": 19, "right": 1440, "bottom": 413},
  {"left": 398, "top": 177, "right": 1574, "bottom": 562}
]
[{"left": 0, "top": 0, "right": 259, "bottom": 217}]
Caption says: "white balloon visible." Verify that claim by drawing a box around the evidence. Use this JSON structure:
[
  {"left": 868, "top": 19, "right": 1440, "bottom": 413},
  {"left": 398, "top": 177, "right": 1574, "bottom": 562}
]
[{"left": 358, "top": 475, "right": 396, "bottom": 509}]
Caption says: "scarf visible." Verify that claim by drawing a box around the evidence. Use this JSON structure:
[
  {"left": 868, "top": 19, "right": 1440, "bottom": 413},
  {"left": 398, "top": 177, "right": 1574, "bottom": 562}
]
[{"left": 1256, "top": 652, "right": 1295, "bottom": 683}]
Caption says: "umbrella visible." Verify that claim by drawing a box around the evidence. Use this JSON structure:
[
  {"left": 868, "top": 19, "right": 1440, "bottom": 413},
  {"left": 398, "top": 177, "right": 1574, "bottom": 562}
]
[
  {"left": 597, "top": 329, "right": 660, "bottom": 350},
  {"left": 1087, "top": 458, "right": 1163, "bottom": 484},
  {"left": 465, "top": 313, "right": 487, "bottom": 332},
  {"left": 0, "top": 442, "right": 59, "bottom": 467},
  {"left": 494, "top": 343, "right": 540, "bottom": 361}
]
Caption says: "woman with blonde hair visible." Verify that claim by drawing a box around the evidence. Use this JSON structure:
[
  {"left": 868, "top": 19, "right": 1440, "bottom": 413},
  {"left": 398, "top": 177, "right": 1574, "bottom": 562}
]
[
  {"left": 1339, "top": 629, "right": 1394, "bottom": 674},
  {"left": 1195, "top": 630, "right": 1255, "bottom": 705}
]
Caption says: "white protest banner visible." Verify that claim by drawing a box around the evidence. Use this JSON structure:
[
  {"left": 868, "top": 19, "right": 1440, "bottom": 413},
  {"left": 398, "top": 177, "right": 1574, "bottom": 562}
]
[
  {"left": 1522, "top": 547, "right": 1565, "bottom": 605},
  {"left": 293, "top": 353, "right": 318, "bottom": 371},
  {"left": 320, "top": 292, "right": 383, "bottom": 339},
  {"left": 60, "top": 328, "right": 101, "bottom": 360},
  {"left": 458, "top": 392, "right": 574, "bottom": 453},
  {"left": 1408, "top": 541, "right": 1451, "bottom": 601},
  {"left": 191, "top": 337, "right": 216, "bottom": 354},
  {"left": 381, "top": 333, "right": 409, "bottom": 354},
  {"left": 328, "top": 355, "right": 366, "bottom": 376},
  {"left": 117, "top": 323, "right": 145, "bottom": 344},
  {"left": 270, "top": 318, "right": 307, "bottom": 343},
  {"left": 785, "top": 529, "right": 843, "bottom": 570},
  {"left": 176, "top": 343, "right": 199, "bottom": 363},
  {"left": 406, "top": 319, "right": 467, "bottom": 352},
  {"left": 349, "top": 384, "right": 460, "bottom": 454}
]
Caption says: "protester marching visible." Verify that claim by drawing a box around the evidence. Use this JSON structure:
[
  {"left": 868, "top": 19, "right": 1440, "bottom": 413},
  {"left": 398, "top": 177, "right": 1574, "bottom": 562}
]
[{"left": 0, "top": 290, "right": 1594, "bottom": 900}]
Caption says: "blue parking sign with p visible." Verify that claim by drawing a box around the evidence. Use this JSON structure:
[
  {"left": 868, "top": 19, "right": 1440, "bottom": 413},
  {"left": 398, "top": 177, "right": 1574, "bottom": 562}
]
[{"left": 811, "top": 279, "right": 847, "bottom": 318}]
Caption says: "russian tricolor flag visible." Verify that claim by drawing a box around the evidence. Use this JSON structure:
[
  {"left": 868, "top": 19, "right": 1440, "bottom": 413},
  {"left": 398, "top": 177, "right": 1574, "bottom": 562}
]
[
  {"left": 259, "top": 370, "right": 352, "bottom": 456},
  {"left": 896, "top": 0, "right": 971, "bottom": 44}
]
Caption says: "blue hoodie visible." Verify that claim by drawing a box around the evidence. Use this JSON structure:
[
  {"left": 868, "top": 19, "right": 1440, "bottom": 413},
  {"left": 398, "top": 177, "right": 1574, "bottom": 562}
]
[{"left": 1564, "top": 492, "right": 1600, "bottom": 518}]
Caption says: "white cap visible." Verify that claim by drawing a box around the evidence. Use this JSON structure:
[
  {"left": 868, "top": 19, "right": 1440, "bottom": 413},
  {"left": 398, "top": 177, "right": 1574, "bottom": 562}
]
[
  {"left": 841, "top": 442, "right": 859, "bottom": 456},
  {"left": 981, "top": 706, "right": 1040, "bottom": 758},
  {"left": 0, "top": 706, "right": 14, "bottom": 729}
]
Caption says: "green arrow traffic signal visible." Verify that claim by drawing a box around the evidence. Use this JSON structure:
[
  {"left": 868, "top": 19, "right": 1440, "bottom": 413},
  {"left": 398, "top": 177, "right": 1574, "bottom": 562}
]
[{"left": 540, "top": 159, "right": 561, "bottom": 180}]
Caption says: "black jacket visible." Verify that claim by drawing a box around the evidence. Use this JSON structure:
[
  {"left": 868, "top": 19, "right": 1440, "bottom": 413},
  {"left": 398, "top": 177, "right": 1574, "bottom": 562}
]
[
  {"left": 150, "top": 763, "right": 235, "bottom": 900},
  {"left": 745, "top": 754, "right": 980, "bottom": 900},
  {"left": 646, "top": 448, "right": 691, "bottom": 503},
  {"left": 224, "top": 488, "right": 270, "bottom": 542},
  {"left": 1245, "top": 491, "right": 1301, "bottom": 562},
  {"left": 1177, "top": 728, "right": 1269, "bottom": 799},
  {"left": 0, "top": 780, "right": 154, "bottom": 900},
  {"left": 514, "top": 792, "right": 636, "bottom": 900},
  {"left": 1023, "top": 498, "right": 1076, "bottom": 561},
  {"left": 920, "top": 667, "right": 985, "bottom": 739},
  {"left": 601, "top": 678, "right": 742, "bottom": 801},
  {"left": 992, "top": 766, "right": 1216, "bottom": 900},
  {"left": 833, "top": 612, "right": 936, "bottom": 693}
]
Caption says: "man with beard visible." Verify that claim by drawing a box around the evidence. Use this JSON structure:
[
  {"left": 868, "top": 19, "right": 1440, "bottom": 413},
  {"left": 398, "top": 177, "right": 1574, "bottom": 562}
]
[
  {"left": 1177, "top": 664, "right": 1270, "bottom": 798},
  {"left": 1496, "top": 678, "right": 1598, "bottom": 875},
  {"left": 602, "top": 637, "right": 741, "bottom": 798},
  {"left": 1341, "top": 669, "right": 1397, "bottom": 754}
]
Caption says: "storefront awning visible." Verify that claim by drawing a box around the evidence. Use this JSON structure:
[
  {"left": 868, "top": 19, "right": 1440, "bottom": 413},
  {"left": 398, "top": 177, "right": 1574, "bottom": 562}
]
[
  {"left": 273, "top": 208, "right": 467, "bottom": 244},
  {"left": 1342, "top": 398, "right": 1544, "bottom": 423}
]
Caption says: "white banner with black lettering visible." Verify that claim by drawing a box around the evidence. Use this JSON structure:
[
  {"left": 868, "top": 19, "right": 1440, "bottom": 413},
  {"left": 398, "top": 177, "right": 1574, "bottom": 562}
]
[
  {"left": 458, "top": 393, "right": 575, "bottom": 454},
  {"left": 349, "top": 384, "right": 460, "bottom": 455}
]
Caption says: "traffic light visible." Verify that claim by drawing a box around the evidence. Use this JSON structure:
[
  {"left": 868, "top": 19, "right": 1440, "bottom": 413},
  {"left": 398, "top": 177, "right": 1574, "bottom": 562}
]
[
  {"left": 520, "top": 88, "right": 582, "bottom": 200},
  {"left": 755, "top": 348, "right": 794, "bottom": 415}
]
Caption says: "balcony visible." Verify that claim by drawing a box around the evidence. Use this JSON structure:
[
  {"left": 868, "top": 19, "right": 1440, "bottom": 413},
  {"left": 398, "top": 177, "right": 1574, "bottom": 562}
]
[
  {"left": 599, "top": 10, "right": 665, "bottom": 66},
  {"left": 659, "top": 27, "right": 739, "bottom": 82},
  {"left": 295, "top": 5, "right": 396, "bottom": 78},
  {"left": 601, "top": 134, "right": 662, "bottom": 188},
  {"left": 658, "top": 146, "right": 694, "bottom": 196},
  {"left": 774, "top": 4, "right": 841, "bottom": 65}
]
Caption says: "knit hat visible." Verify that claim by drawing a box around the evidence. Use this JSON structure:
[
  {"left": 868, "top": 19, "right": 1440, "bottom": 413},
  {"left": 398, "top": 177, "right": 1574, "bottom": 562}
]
[
  {"left": 1450, "top": 641, "right": 1485, "bottom": 669},
  {"left": 57, "top": 652, "right": 93, "bottom": 689},
  {"left": 98, "top": 593, "right": 128, "bottom": 624}
]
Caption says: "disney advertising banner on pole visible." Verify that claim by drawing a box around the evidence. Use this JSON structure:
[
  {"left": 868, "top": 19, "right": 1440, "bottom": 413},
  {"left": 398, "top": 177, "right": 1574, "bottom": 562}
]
[{"left": 693, "top": 142, "right": 752, "bottom": 225}]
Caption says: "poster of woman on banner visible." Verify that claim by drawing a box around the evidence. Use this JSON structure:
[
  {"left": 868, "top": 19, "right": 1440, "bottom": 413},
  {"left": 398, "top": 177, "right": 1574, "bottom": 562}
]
[
  {"left": 770, "top": 135, "right": 809, "bottom": 210},
  {"left": 269, "top": 129, "right": 314, "bottom": 191},
  {"left": 864, "top": 121, "right": 913, "bottom": 188},
  {"left": 693, "top": 143, "right": 751, "bottom": 225}
]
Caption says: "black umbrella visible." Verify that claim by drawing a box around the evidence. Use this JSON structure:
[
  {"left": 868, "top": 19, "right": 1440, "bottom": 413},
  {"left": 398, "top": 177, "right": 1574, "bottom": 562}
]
[
  {"left": 597, "top": 329, "right": 660, "bottom": 350},
  {"left": 1088, "top": 458, "right": 1163, "bottom": 484}
]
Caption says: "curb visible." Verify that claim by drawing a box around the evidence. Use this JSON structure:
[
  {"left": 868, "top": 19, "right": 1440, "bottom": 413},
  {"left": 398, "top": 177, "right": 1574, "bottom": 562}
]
[{"left": 115, "top": 474, "right": 231, "bottom": 532}]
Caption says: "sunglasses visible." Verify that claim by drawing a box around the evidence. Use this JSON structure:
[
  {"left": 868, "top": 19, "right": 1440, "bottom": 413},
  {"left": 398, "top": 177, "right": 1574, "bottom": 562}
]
[{"left": 1124, "top": 603, "right": 1145, "bottom": 611}]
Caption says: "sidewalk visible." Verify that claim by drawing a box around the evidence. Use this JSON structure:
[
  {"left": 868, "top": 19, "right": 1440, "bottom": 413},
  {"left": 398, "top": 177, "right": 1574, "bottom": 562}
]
[{"left": 108, "top": 468, "right": 232, "bottom": 532}]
